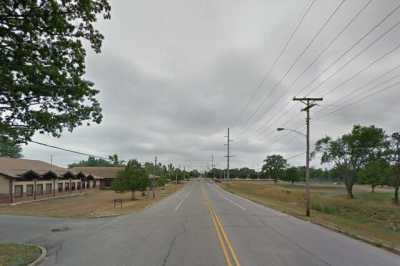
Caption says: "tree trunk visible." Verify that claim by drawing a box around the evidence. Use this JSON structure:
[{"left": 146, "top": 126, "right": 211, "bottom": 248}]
[
  {"left": 131, "top": 190, "right": 136, "bottom": 200},
  {"left": 371, "top": 185, "right": 375, "bottom": 193},
  {"left": 345, "top": 179, "right": 354, "bottom": 199},
  {"left": 394, "top": 186, "right": 399, "bottom": 205}
]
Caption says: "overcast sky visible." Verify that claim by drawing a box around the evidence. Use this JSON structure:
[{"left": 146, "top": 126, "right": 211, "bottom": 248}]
[{"left": 24, "top": 0, "right": 400, "bottom": 170}]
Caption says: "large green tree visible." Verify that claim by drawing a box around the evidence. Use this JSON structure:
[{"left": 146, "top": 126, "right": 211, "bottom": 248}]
[
  {"left": 1, "top": 0, "right": 111, "bottom": 142},
  {"left": 262, "top": 154, "right": 287, "bottom": 183},
  {"left": 315, "top": 125, "right": 387, "bottom": 198},
  {"left": 0, "top": 137, "right": 22, "bottom": 158}
]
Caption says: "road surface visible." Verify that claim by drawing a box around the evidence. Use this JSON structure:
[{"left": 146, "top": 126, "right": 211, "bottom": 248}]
[{"left": 0, "top": 180, "right": 399, "bottom": 266}]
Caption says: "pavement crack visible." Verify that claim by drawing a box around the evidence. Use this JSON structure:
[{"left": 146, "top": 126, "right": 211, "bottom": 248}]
[
  {"left": 256, "top": 215, "right": 332, "bottom": 266},
  {"left": 161, "top": 217, "right": 188, "bottom": 266}
]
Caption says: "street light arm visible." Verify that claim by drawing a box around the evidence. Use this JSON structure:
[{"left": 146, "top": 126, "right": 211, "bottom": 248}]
[{"left": 277, "top": 128, "right": 306, "bottom": 137}]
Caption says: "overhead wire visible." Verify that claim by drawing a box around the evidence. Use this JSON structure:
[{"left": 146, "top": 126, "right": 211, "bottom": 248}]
[
  {"left": 232, "top": 0, "right": 318, "bottom": 130},
  {"left": 236, "top": 0, "right": 347, "bottom": 136},
  {"left": 30, "top": 140, "right": 110, "bottom": 160},
  {"left": 252, "top": 2, "right": 400, "bottom": 139},
  {"left": 248, "top": 0, "right": 374, "bottom": 137}
]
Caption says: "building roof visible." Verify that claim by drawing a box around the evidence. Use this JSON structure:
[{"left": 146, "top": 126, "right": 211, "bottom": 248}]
[
  {"left": 0, "top": 157, "right": 97, "bottom": 180},
  {"left": 0, "top": 157, "right": 68, "bottom": 178},
  {"left": 70, "top": 166, "right": 124, "bottom": 179}
]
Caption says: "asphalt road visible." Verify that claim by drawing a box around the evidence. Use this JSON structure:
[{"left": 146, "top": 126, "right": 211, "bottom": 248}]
[{"left": 0, "top": 180, "right": 399, "bottom": 266}]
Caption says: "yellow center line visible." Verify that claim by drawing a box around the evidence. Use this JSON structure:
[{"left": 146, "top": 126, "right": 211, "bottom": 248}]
[
  {"left": 201, "top": 186, "right": 241, "bottom": 266},
  {"left": 211, "top": 208, "right": 241, "bottom": 266}
]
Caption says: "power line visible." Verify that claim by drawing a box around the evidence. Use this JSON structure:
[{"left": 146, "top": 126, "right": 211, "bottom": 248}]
[
  {"left": 232, "top": 0, "right": 317, "bottom": 129},
  {"left": 292, "top": 2, "right": 400, "bottom": 98},
  {"left": 253, "top": 7, "right": 400, "bottom": 139},
  {"left": 286, "top": 152, "right": 306, "bottom": 161},
  {"left": 305, "top": 19, "right": 400, "bottom": 97},
  {"left": 261, "top": 38, "right": 400, "bottom": 138},
  {"left": 30, "top": 140, "right": 110, "bottom": 160},
  {"left": 315, "top": 79, "right": 400, "bottom": 120},
  {"left": 237, "top": 0, "right": 346, "bottom": 136},
  {"left": 319, "top": 65, "right": 400, "bottom": 111},
  {"left": 249, "top": 0, "right": 374, "bottom": 136}
]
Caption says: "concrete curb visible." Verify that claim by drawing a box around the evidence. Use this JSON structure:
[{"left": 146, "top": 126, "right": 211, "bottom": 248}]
[{"left": 28, "top": 245, "right": 47, "bottom": 266}]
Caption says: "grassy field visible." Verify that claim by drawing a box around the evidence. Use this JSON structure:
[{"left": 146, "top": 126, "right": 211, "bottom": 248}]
[
  {"left": 0, "top": 244, "right": 41, "bottom": 266},
  {"left": 220, "top": 181, "right": 400, "bottom": 252},
  {"left": 0, "top": 183, "right": 183, "bottom": 218}
]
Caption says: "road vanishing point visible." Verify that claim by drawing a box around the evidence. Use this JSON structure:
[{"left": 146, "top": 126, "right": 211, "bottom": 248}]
[{"left": 1, "top": 180, "right": 399, "bottom": 266}]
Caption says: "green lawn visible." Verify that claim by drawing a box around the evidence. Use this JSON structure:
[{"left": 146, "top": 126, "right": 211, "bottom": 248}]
[
  {"left": 220, "top": 181, "right": 400, "bottom": 252},
  {"left": 0, "top": 244, "right": 42, "bottom": 266}
]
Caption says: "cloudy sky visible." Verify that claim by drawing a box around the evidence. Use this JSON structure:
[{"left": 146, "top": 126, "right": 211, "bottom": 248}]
[{"left": 24, "top": 0, "right": 400, "bottom": 170}]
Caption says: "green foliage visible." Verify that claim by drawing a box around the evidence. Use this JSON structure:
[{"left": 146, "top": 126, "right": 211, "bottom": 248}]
[
  {"left": 189, "top": 169, "right": 200, "bottom": 178},
  {"left": 0, "top": 137, "right": 22, "bottom": 158},
  {"left": 359, "top": 159, "right": 391, "bottom": 192},
  {"left": 262, "top": 154, "right": 288, "bottom": 182},
  {"left": 69, "top": 156, "right": 112, "bottom": 167},
  {"left": 1, "top": 0, "right": 111, "bottom": 142},
  {"left": 315, "top": 125, "right": 388, "bottom": 198},
  {"left": 283, "top": 167, "right": 301, "bottom": 184},
  {"left": 112, "top": 160, "right": 149, "bottom": 199},
  {"left": 157, "top": 176, "right": 169, "bottom": 187}
]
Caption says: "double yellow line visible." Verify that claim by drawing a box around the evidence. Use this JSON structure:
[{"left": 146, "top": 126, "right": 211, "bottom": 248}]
[{"left": 202, "top": 187, "right": 241, "bottom": 266}]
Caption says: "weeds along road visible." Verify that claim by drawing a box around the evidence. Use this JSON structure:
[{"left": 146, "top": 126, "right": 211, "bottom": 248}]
[{"left": 0, "top": 180, "right": 399, "bottom": 266}]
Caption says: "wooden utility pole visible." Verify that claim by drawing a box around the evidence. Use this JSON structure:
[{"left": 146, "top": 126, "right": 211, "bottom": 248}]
[
  {"left": 224, "top": 128, "right": 233, "bottom": 180},
  {"left": 293, "top": 97, "right": 323, "bottom": 217}
]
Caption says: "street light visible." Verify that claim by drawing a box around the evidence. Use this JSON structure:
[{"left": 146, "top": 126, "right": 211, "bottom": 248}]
[
  {"left": 277, "top": 127, "right": 311, "bottom": 217},
  {"left": 277, "top": 128, "right": 306, "bottom": 137}
]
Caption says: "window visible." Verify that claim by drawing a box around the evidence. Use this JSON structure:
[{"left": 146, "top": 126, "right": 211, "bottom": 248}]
[
  {"left": 77, "top": 182, "right": 81, "bottom": 190},
  {"left": 71, "top": 182, "right": 76, "bottom": 191},
  {"left": 58, "top": 183, "right": 63, "bottom": 192},
  {"left": 14, "top": 185, "right": 23, "bottom": 197},
  {"left": 46, "top": 183, "right": 52, "bottom": 194},
  {"left": 36, "top": 184, "right": 43, "bottom": 195},
  {"left": 27, "top": 184, "right": 34, "bottom": 196}
]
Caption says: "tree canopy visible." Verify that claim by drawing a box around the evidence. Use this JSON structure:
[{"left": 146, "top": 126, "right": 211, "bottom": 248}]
[
  {"left": 0, "top": 137, "right": 22, "bottom": 158},
  {"left": 1, "top": 0, "right": 111, "bottom": 142},
  {"left": 315, "top": 125, "right": 388, "bottom": 198},
  {"left": 262, "top": 154, "right": 288, "bottom": 183}
]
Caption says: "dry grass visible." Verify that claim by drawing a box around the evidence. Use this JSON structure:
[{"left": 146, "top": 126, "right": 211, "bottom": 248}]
[
  {"left": 221, "top": 181, "right": 400, "bottom": 251},
  {"left": 0, "top": 243, "right": 41, "bottom": 266},
  {"left": 0, "top": 183, "right": 183, "bottom": 218}
]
